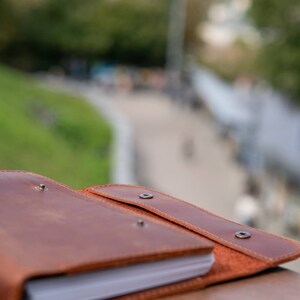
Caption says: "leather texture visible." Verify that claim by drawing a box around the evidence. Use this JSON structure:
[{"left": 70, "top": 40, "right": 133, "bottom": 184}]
[
  {"left": 84, "top": 184, "right": 300, "bottom": 265},
  {"left": 82, "top": 183, "right": 300, "bottom": 299},
  {"left": 1, "top": 170, "right": 300, "bottom": 300},
  {"left": 0, "top": 171, "right": 213, "bottom": 300}
]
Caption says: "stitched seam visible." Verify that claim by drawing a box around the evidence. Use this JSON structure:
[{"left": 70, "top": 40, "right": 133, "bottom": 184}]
[
  {"left": 90, "top": 183, "right": 300, "bottom": 256},
  {"left": 86, "top": 184, "right": 300, "bottom": 262},
  {"left": 2, "top": 172, "right": 298, "bottom": 262},
  {"left": 89, "top": 190, "right": 271, "bottom": 262},
  {"left": 0, "top": 170, "right": 208, "bottom": 256},
  {"left": 104, "top": 191, "right": 300, "bottom": 262}
]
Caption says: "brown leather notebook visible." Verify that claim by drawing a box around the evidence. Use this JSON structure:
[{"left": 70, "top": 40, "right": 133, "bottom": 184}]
[
  {"left": 82, "top": 184, "right": 300, "bottom": 299},
  {"left": 1, "top": 170, "right": 300, "bottom": 300},
  {"left": 0, "top": 171, "right": 213, "bottom": 300}
]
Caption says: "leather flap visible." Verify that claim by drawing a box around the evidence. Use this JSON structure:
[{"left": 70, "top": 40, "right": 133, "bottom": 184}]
[
  {"left": 84, "top": 184, "right": 300, "bottom": 265},
  {"left": 0, "top": 171, "right": 213, "bottom": 300}
]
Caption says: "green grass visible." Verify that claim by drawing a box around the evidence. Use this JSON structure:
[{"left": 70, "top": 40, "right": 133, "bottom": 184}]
[{"left": 0, "top": 65, "right": 112, "bottom": 188}]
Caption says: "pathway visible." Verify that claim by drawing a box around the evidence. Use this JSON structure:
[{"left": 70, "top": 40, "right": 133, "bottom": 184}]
[{"left": 110, "top": 91, "right": 247, "bottom": 220}]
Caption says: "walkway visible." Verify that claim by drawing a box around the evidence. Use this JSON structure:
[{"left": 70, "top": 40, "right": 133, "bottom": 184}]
[{"left": 110, "top": 91, "right": 246, "bottom": 220}]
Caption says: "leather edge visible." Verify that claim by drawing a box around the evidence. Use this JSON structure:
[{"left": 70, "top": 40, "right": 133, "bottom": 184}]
[{"left": 83, "top": 183, "right": 300, "bottom": 265}]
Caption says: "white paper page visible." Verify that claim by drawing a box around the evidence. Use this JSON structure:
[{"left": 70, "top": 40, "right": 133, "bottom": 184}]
[{"left": 25, "top": 253, "right": 214, "bottom": 300}]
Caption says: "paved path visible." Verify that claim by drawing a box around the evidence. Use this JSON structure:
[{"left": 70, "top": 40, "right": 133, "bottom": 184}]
[{"left": 110, "top": 91, "right": 247, "bottom": 220}]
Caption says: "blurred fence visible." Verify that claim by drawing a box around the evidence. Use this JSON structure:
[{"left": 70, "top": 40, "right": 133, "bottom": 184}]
[{"left": 192, "top": 66, "right": 300, "bottom": 185}]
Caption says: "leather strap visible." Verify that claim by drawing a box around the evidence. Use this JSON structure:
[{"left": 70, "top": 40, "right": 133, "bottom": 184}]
[{"left": 85, "top": 184, "right": 300, "bottom": 265}]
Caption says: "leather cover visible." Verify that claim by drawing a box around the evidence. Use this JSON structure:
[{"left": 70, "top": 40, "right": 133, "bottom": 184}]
[
  {"left": 0, "top": 171, "right": 213, "bottom": 300},
  {"left": 0, "top": 171, "right": 300, "bottom": 300},
  {"left": 83, "top": 184, "right": 300, "bottom": 299}
]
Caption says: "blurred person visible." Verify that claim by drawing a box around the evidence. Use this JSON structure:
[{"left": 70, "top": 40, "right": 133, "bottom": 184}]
[
  {"left": 281, "top": 179, "right": 300, "bottom": 235},
  {"left": 182, "top": 75, "right": 199, "bottom": 109},
  {"left": 284, "top": 202, "right": 300, "bottom": 236},
  {"left": 263, "top": 175, "right": 289, "bottom": 217},
  {"left": 182, "top": 135, "right": 195, "bottom": 160},
  {"left": 48, "top": 66, "right": 65, "bottom": 79},
  {"left": 69, "top": 57, "right": 87, "bottom": 80},
  {"left": 139, "top": 68, "right": 151, "bottom": 90},
  {"left": 234, "top": 177, "right": 262, "bottom": 227},
  {"left": 90, "top": 62, "right": 116, "bottom": 91},
  {"left": 148, "top": 68, "right": 167, "bottom": 91},
  {"left": 116, "top": 67, "right": 133, "bottom": 93}
]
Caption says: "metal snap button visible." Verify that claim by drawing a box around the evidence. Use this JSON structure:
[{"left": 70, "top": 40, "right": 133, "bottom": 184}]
[
  {"left": 36, "top": 183, "right": 48, "bottom": 191},
  {"left": 139, "top": 193, "right": 153, "bottom": 199},
  {"left": 136, "top": 219, "right": 147, "bottom": 228},
  {"left": 235, "top": 231, "right": 251, "bottom": 239}
]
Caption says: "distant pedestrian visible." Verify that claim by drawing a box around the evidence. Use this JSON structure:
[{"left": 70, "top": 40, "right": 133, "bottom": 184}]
[
  {"left": 182, "top": 136, "right": 195, "bottom": 160},
  {"left": 234, "top": 177, "right": 261, "bottom": 228}
]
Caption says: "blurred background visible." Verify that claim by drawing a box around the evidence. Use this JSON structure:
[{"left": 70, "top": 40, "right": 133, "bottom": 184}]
[{"left": 1, "top": 0, "right": 300, "bottom": 268}]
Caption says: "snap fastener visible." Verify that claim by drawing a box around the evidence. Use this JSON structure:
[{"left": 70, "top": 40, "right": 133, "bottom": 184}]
[
  {"left": 235, "top": 231, "right": 251, "bottom": 239},
  {"left": 139, "top": 193, "right": 153, "bottom": 199},
  {"left": 136, "top": 220, "right": 146, "bottom": 228},
  {"left": 36, "top": 183, "right": 48, "bottom": 191}
]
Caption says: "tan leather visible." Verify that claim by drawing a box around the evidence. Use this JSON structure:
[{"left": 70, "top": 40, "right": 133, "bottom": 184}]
[
  {"left": 0, "top": 170, "right": 300, "bottom": 300},
  {"left": 83, "top": 183, "right": 300, "bottom": 299},
  {"left": 0, "top": 171, "right": 213, "bottom": 300},
  {"left": 84, "top": 184, "right": 300, "bottom": 264}
]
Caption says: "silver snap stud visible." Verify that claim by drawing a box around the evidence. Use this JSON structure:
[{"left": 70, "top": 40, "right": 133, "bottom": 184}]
[
  {"left": 36, "top": 183, "right": 48, "bottom": 191},
  {"left": 139, "top": 193, "right": 153, "bottom": 199},
  {"left": 136, "top": 220, "right": 146, "bottom": 228},
  {"left": 235, "top": 231, "right": 251, "bottom": 239}
]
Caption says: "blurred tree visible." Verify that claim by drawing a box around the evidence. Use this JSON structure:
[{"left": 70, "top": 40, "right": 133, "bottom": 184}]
[
  {"left": 0, "top": 0, "right": 210, "bottom": 70},
  {"left": 249, "top": 0, "right": 300, "bottom": 103},
  {"left": 24, "top": 0, "right": 169, "bottom": 67},
  {"left": 0, "top": 0, "right": 18, "bottom": 52},
  {"left": 185, "top": 0, "right": 210, "bottom": 54}
]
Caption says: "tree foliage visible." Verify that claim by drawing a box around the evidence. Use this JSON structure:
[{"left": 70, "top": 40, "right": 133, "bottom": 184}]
[
  {"left": 0, "top": 0, "right": 210, "bottom": 70},
  {"left": 248, "top": 0, "right": 300, "bottom": 102},
  {"left": 185, "top": 0, "right": 210, "bottom": 53},
  {"left": 0, "top": 0, "right": 18, "bottom": 52},
  {"left": 1, "top": 0, "right": 170, "bottom": 69}
]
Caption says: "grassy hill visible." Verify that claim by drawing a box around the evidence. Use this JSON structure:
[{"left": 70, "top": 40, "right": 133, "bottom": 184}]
[{"left": 0, "top": 65, "right": 112, "bottom": 188}]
